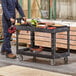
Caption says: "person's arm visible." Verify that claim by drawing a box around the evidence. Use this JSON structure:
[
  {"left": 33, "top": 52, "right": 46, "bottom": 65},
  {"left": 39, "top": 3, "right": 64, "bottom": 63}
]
[
  {"left": 16, "top": 0, "right": 25, "bottom": 17},
  {"left": 1, "top": 0, "right": 12, "bottom": 20}
]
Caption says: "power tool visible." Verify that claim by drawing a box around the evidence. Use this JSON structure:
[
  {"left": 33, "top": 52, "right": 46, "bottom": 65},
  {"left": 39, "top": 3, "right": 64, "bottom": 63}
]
[
  {"left": 15, "top": 18, "right": 25, "bottom": 25},
  {"left": 8, "top": 23, "right": 16, "bottom": 34}
]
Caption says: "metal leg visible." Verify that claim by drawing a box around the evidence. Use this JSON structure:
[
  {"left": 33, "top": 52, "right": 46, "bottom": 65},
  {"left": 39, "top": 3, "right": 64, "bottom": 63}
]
[
  {"left": 63, "top": 28, "right": 70, "bottom": 64},
  {"left": 67, "top": 27, "right": 70, "bottom": 55},
  {"left": 30, "top": 31, "right": 35, "bottom": 48},
  {"left": 64, "top": 27, "right": 70, "bottom": 64},
  {"left": 31, "top": 31, "right": 36, "bottom": 62},
  {"left": 51, "top": 33, "right": 56, "bottom": 65},
  {"left": 16, "top": 30, "right": 24, "bottom": 61}
]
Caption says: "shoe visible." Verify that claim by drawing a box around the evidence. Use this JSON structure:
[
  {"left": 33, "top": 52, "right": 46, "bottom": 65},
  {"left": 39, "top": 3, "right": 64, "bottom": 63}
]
[
  {"left": 6, "top": 53, "right": 16, "bottom": 59},
  {"left": 1, "top": 51, "right": 7, "bottom": 55}
]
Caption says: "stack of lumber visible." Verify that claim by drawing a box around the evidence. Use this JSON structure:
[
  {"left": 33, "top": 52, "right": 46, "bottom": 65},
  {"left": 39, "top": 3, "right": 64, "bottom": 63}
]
[
  {"left": 0, "top": 65, "right": 71, "bottom": 76},
  {"left": 58, "top": 26, "right": 76, "bottom": 50},
  {"left": 12, "top": 31, "right": 30, "bottom": 44},
  {"left": 12, "top": 21, "right": 76, "bottom": 50}
]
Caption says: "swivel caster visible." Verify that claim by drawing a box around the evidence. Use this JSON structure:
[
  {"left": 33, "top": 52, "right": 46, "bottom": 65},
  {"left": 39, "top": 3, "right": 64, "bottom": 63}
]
[
  {"left": 17, "top": 54, "right": 23, "bottom": 61},
  {"left": 33, "top": 56, "right": 36, "bottom": 62},
  {"left": 64, "top": 57, "right": 68, "bottom": 64},
  {"left": 50, "top": 59, "right": 55, "bottom": 66}
]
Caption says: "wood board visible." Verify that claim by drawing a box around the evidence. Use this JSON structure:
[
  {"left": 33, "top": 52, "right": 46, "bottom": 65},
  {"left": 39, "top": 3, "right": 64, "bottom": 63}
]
[{"left": 0, "top": 65, "right": 71, "bottom": 76}]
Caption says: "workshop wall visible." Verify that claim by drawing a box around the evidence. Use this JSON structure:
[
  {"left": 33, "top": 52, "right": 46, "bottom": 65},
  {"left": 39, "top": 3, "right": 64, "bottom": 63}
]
[
  {"left": 21, "top": 0, "right": 76, "bottom": 20},
  {"left": 56, "top": 0, "right": 76, "bottom": 20},
  {"left": 22, "top": 0, "right": 41, "bottom": 18}
]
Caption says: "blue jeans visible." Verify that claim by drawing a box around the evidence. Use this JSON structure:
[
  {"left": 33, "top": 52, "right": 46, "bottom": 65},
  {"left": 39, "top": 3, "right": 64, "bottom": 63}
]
[{"left": 1, "top": 16, "right": 12, "bottom": 54}]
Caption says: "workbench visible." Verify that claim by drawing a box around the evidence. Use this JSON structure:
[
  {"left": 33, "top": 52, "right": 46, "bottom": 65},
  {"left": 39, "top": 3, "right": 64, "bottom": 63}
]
[{"left": 15, "top": 25, "right": 70, "bottom": 65}]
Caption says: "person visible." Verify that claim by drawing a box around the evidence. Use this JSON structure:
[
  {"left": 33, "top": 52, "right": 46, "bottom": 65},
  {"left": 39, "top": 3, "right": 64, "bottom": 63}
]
[{"left": 1, "top": 0, "right": 26, "bottom": 59}]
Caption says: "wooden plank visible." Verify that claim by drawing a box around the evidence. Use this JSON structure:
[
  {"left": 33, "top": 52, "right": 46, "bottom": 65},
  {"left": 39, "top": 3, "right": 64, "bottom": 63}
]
[
  {"left": 35, "top": 32, "right": 51, "bottom": 37},
  {"left": 18, "top": 39, "right": 30, "bottom": 44},
  {"left": 56, "top": 39, "right": 67, "bottom": 44},
  {"left": 56, "top": 34, "right": 76, "bottom": 41},
  {"left": 56, "top": 43, "right": 76, "bottom": 50},
  {"left": 70, "top": 27, "right": 76, "bottom": 31},
  {"left": 13, "top": 39, "right": 30, "bottom": 44},
  {"left": 70, "top": 31, "right": 76, "bottom": 36},
  {"left": 19, "top": 35, "right": 30, "bottom": 39},
  {"left": 56, "top": 44, "right": 67, "bottom": 49},
  {"left": 58, "top": 31, "right": 76, "bottom": 36},
  {"left": 0, "top": 65, "right": 71, "bottom": 76},
  {"left": 12, "top": 35, "right": 30, "bottom": 39},
  {"left": 35, "top": 41, "right": 51, "bottom": 47},
  {"left": 56, "top": 39, "right": 76, "bottom": 45},
  {"left": 70, "top": 36, "right": 76, "bottom": 40},
  {"left": 35, "top": 37, "right": 51, "bottom": 42},
  {"left": 70, "top": 45, "right": 76, "bottom": 50},
  {"left": 56, "top": 34, "right": 67, "bottom": 39}
]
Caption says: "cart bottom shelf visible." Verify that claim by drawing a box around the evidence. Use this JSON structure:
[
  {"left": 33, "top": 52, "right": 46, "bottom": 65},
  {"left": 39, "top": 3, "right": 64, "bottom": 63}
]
[{"left": 17, "top": 48, "right": 69, "bottom": 59}]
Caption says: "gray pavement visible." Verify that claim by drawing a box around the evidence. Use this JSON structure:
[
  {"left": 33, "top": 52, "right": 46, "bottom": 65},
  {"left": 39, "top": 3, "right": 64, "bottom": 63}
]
[{"left": 0, "top": 43, "right": 76, "bottom": 76}]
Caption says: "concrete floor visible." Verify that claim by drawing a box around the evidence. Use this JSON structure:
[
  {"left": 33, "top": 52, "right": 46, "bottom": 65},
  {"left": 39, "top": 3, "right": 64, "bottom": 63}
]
[{"left": 0, "top": 43, "right": 76, "bottom": 76}]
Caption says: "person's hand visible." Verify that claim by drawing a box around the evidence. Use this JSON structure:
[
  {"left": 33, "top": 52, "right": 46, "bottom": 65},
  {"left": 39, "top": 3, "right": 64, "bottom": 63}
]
[
  {"left": 23, "top": 17, "right": 26, "bottom": 21},
  {"left": 10, "top": 18, "right": 15, "bottom": 23}
]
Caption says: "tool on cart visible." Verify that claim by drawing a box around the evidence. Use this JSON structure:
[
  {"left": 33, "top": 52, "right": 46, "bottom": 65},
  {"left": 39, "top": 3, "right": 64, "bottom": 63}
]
[
  {"left": 8, "top": 18, "right": 26, "bottom": 34},
  {"left": 30, "top": 19, "right": 38, "bottom": 27},
  {"left": 15, "top": 18, "right": 29, "bottom": 33},
  {"left": 47, "top": 27, "right": 56, "bottom": 29},
  {"left": 37, "top": 22, "right": 56, "bottom": 30},
  {"left": 15, "top": 18, "right": 25, "bottom": 25},
  {"left": 15, "top": 18, "right": 32, "bottom": 27},
  {"left": 8, "top": 23, "right": 16, "bottom": 34},
  {"left": 15, "top": 18, "right": 64, "bottom": 31}
]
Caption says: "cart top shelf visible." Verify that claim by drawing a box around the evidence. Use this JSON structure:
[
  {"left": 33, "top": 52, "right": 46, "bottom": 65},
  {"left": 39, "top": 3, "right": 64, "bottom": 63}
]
[{"left": 15, "top": 25, "right": 69, "bottom": 33}]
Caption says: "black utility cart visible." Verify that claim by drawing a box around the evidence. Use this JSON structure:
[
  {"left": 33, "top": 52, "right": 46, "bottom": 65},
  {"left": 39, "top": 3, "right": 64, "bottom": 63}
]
[{"left": 15, "top": 24, "right": 70, "bottom": 65}]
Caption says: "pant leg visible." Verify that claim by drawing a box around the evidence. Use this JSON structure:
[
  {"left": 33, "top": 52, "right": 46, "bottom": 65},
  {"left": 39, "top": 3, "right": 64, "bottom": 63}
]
[{"left": 1, "top": 16, "right": 12, "bottom": 54}]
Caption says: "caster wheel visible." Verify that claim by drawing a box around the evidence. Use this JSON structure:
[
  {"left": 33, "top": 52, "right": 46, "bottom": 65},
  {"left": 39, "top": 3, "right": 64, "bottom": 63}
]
[
  {"left": 50, "top": 59, "right": 55, "bottom": 66},
  {"left": 33, "top": 56, "right": 36, "bottom": 62},
  {"left": 17, "top": 54, "right": 23, "bottom": 61},
  {"left": 64, "top": 57, "right": 68, "bottom": 64}
]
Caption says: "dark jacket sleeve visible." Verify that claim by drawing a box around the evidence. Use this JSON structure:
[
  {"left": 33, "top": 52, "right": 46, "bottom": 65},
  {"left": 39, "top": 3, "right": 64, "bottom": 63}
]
[
  {"left": 16, "top": 0, "right": 25, "bottom": 17},
  {"left": 1, "top": 0, "right": 12, "bottom": 20}
]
